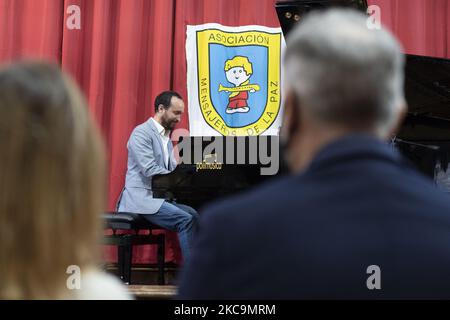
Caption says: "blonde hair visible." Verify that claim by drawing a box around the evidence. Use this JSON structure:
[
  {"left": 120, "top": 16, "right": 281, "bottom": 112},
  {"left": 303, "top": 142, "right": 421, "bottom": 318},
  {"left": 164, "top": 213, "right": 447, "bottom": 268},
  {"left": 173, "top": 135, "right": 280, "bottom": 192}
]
[
  {"left": 0, "top": 62, "right": 106, "bottom": 299},
  {"left": 224, "top": 56, "right": 253, "bottom": 75}
]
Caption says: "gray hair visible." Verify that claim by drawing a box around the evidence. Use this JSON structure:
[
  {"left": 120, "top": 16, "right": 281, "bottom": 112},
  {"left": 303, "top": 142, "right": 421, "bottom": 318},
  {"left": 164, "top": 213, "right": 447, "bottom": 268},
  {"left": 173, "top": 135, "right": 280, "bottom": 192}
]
[{"left": 285, "top": 9, "right": 405, "bottom": 136}]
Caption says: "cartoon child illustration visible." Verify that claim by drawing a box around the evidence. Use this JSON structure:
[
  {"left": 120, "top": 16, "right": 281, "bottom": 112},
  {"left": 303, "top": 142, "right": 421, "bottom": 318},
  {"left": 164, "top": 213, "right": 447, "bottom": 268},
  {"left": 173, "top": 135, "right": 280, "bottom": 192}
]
[{"left": 219, "top": 56, "right": 260, "bottom": 114}]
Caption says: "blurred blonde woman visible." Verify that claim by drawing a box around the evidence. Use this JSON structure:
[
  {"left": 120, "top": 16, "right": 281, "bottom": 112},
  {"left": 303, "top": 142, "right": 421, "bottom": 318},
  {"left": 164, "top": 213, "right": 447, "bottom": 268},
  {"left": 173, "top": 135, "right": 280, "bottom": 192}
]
[{"left": 0, "top": 62, "right": 130, "bottom": 299}]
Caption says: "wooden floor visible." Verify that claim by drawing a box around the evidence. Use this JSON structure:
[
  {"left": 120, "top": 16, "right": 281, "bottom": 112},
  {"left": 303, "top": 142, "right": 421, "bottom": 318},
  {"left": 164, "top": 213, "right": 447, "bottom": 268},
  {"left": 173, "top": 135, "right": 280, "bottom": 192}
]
[
  {"left": 127, "top": 285, "right": 177, "bottom": 300},
  {"left": 105, "top": 263, "right": 180, "bottom": 285}
]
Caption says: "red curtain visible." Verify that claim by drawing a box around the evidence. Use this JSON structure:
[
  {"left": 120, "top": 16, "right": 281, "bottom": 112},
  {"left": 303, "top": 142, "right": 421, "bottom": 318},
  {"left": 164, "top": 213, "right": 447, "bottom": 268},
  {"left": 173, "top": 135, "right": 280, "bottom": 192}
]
[
  {"left": 0, "top": 0, "right": 449, "bottom": 265},
  {"left": 368, "top": 0, "right": 450, "bottom": 58},
  {"left": 0, "top": 0, "right": 63, "bottom": 63}
]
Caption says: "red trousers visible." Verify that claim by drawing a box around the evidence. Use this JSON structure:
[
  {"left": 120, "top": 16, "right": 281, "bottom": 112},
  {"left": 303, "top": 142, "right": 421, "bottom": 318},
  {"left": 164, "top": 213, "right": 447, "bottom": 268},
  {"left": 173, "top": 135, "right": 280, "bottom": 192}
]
[{"left": 227, "top": 91, "right": 248, "bottom": 109}]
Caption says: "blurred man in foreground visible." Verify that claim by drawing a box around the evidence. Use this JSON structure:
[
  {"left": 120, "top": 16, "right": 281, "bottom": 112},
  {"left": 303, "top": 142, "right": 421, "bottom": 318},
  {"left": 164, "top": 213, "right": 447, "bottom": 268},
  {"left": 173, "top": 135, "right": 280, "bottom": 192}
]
[{"left": 178, "top": 9, "right": 450, "bottom": 299}]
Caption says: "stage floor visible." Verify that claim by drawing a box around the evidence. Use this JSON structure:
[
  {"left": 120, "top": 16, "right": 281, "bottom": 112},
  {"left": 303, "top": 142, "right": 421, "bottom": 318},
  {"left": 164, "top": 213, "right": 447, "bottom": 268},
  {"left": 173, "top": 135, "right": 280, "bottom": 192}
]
[{"left": 127, "top": 285, "right": 177, "bottom": 300}]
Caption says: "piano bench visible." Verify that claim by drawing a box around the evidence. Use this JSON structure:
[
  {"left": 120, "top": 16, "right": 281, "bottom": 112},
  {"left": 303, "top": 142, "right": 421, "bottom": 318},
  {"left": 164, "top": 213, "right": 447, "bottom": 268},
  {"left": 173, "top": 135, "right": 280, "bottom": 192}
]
[{"left": 103, "top": 212, "right": 166, "bottom": 285}]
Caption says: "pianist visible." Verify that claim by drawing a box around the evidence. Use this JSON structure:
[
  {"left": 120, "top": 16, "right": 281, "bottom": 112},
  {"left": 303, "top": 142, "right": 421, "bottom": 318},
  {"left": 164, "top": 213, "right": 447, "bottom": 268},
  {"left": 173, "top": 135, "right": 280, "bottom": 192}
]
[{"left": 117, "top": 91, "right": 199, "bottom": 262}]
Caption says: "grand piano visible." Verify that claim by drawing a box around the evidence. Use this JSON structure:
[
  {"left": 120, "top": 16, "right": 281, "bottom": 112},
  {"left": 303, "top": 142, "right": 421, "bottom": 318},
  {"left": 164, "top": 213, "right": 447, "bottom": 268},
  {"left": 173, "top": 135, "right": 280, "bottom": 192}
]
[
  {"left": 153, "top": 0, "right": 450, "bottom": 210},
  {"left": 152, "top": 136, "right": 285, "bottom": 209},
  {"left": 396, "top": 54, "right": 450, "bottom": 185}
]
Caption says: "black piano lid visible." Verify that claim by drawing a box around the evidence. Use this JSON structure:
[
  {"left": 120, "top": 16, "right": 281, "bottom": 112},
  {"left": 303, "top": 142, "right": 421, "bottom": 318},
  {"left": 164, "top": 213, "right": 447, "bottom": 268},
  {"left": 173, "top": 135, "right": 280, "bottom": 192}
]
[
  {"left": 403, "top": 55, "right": 450, "bottom": 126},
  {"left": 397, "top": 55, "right": 450, "bottom": 142}
]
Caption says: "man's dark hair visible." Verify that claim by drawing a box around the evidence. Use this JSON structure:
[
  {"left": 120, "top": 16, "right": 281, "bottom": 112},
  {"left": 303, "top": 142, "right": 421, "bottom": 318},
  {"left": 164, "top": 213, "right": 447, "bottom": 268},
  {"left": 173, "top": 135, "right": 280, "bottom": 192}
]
[{"left": 154, "top": 91, "right": 182, "bottom": 112}]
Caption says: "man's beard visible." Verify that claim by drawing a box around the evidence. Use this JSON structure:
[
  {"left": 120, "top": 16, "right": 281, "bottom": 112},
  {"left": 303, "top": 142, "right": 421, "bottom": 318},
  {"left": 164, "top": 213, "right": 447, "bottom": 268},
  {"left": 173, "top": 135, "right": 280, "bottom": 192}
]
[{"left": 161, "top": 118, "right": 176, "bottom": 131}]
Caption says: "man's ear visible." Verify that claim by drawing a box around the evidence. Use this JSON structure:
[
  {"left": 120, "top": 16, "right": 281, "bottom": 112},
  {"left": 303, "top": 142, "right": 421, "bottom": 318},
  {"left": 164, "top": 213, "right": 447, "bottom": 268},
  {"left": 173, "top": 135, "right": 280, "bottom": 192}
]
[
  {"left": 387, "top": 101, "right": 407, "bottom": 139},
  {"left": 157, "top": 104, "right": 165, "bottom": 114},
  {"left": 281, "top": 89, "right": 301, "bottom": 145}
]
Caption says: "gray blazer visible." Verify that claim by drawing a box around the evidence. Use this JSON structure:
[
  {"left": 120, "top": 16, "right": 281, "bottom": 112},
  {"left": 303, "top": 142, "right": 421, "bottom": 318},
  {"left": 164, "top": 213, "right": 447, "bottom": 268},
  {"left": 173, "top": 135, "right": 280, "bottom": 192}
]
[{"left": 117, "top": 119, "right": 177, "bottom": 214}]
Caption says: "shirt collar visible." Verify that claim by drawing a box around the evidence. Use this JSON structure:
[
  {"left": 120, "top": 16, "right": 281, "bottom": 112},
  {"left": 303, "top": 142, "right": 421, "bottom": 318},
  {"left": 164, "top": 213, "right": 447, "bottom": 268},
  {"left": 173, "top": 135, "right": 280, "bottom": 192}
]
[{"left": 151, "top": 118, "right": 169, "bottom": 137}]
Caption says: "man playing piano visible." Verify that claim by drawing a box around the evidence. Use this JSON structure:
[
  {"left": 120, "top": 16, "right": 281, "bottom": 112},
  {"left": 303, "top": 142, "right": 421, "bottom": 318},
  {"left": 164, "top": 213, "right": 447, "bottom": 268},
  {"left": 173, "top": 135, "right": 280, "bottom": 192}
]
[{"left": 117, "top": 91, "right": 198, "bottom": 262}]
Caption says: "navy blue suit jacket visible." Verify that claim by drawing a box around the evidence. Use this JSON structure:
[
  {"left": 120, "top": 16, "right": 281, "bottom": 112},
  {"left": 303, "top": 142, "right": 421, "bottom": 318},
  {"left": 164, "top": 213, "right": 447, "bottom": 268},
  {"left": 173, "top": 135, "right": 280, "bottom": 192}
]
[{"left": 178, "top": 135, "right": 450, "bottom": 299}]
